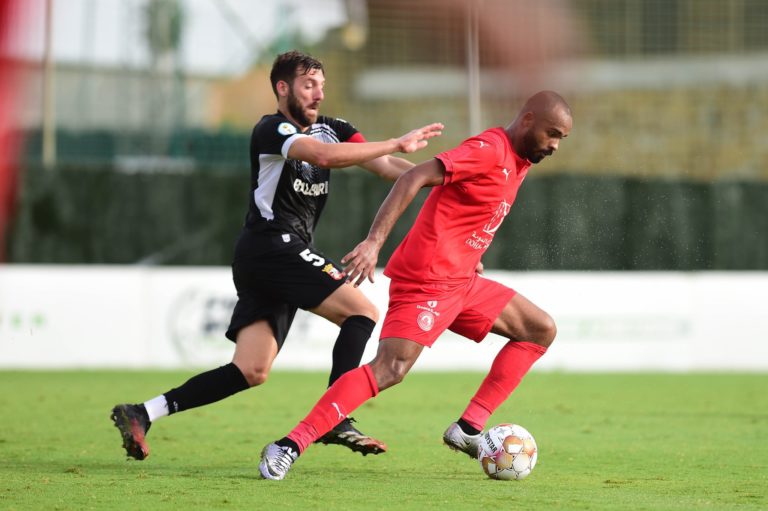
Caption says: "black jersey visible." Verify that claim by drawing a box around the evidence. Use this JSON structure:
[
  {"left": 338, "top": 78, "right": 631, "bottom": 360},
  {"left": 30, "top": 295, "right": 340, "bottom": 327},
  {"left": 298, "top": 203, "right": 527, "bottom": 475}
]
[{"left": 245, "top": 112, "right": 360, "bottom": 244}]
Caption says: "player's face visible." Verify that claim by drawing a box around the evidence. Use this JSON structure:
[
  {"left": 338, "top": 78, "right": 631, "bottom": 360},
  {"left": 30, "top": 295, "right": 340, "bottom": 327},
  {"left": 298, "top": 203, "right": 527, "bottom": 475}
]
[
  {"left": 521, "top": 108, "right": 572, "bottom": 164},
  {"left": 287, "top": 68, "right": 325, "bottom": 128}
]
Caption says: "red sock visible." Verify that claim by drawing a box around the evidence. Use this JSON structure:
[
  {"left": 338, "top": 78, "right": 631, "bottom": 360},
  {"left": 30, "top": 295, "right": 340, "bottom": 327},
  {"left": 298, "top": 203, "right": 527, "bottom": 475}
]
[
  {"left": 287, "top": 364, "right": 379, "bottom": 453},
  {"left": 460, "top": 341, "right": 546, "bottom": 431}
]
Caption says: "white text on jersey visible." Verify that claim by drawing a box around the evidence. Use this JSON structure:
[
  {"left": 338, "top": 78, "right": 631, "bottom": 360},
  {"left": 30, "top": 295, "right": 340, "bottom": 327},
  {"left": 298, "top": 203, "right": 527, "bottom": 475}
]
[{"left": 293, "top": 179, "right": 329, "bottom": 197}]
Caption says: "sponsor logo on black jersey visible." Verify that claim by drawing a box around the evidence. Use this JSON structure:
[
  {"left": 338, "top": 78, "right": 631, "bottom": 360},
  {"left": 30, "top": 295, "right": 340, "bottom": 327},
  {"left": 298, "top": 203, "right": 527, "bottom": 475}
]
[
  {"left": 322, "top": 263, "right": 344, "bottom": 280},
  {"left": 293, "top": 178, "right": 329, "bottom": 197}
]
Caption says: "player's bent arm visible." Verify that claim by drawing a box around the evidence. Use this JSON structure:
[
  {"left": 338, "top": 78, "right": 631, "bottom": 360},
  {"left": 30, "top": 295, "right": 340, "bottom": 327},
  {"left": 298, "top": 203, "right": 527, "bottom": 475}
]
[
  {"left": 366, "top": 158, "right": 445, "bottom": 248},
  {"left": 360, "top": 155, "right": 414, "bottom": 181},
  {"left": 342, "top": 158, "right": 445, "bottom": 286}
]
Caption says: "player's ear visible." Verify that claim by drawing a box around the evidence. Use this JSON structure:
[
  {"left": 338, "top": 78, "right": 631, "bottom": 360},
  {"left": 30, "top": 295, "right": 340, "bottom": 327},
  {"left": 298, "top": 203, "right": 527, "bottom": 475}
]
[
  {"left": 522, "top": 111, "right": 535, "bottom": 128},
  {"left": 276, "top": 80, "right": 290, "bottom": 97}
]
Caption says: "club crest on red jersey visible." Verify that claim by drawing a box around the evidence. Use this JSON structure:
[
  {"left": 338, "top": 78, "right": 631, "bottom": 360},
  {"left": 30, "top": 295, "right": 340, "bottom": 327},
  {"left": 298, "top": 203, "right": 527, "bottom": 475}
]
[{"left": 417, "top": 311, "right": 435, "bottom": 331}]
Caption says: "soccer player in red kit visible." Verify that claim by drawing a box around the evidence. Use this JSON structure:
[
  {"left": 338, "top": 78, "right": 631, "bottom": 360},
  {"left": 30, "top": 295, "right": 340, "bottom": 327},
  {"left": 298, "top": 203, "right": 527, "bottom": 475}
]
[{"left": 259, "top": 91, "right": 573, "bottom": 480}]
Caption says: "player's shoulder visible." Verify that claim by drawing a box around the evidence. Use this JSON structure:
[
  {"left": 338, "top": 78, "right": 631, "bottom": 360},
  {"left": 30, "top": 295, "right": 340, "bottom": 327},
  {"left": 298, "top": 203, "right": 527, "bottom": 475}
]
[
  {"left": 454, "top": 128, "right": 506, "bottom": 160},
  {"left": 254, "top": 113, "right": 301, "bottom": 137},
  {"left": 316, "top": 115, "right": 356, "bottom": 130},
  {"left": 312, "top": 115, "right": 359, "bottom": 142},
  {"left": 475, "top": 127, "right": 508, "bottom": 147}
]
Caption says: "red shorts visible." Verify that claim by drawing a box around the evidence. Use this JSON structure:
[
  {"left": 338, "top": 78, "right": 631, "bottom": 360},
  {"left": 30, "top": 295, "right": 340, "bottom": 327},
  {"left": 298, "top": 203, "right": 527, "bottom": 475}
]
[{"left": 380, "top": 274, "right": 516, "bottom": 347}]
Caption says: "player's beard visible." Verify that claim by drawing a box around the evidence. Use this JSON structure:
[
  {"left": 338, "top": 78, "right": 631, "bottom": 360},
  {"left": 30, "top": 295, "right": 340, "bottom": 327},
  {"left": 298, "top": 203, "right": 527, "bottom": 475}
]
[
  {"left": 287, "top": 87, "right": 317, "bottom": 128},
  {"left": 522, "top": 130, "right": 548, "bottom": 164}
]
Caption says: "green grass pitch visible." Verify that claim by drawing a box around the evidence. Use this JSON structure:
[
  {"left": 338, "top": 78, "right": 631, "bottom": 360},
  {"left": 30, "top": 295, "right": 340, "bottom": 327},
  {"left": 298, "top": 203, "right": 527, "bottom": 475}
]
[{"left": 0, "top": 371, "right": 766, "bottom": 510}]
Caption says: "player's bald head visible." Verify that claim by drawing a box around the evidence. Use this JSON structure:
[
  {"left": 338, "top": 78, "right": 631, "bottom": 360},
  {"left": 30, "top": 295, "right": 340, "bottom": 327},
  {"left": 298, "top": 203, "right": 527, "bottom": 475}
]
[
  {"left": 507, "top": 90, "right": 572, "bottom": 164},
  {"left": 520, "top": 90, "right": 572, "bottom": 122}
]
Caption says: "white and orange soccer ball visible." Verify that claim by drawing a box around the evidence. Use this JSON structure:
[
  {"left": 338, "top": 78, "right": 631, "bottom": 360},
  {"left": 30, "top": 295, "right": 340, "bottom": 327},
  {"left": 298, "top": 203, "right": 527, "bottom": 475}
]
[{"left": 477, "top": 423, "right": 538, "bottom": 480}]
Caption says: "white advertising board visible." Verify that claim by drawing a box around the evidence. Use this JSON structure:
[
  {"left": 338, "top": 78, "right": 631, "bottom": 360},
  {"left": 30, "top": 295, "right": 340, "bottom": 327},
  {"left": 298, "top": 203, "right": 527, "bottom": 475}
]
[{"left": 1, "top": 265, "right": 766, "bottom": 371}]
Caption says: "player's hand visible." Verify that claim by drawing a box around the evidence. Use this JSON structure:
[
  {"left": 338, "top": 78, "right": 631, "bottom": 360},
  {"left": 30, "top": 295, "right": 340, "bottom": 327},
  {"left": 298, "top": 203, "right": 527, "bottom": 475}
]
[
  {"left": 341, "top": 239, "right": 380, "bottom": 287},
  {"left": 475, "top": 261, "right": 484, "bottom": 274},
  {"left": 397, "top": 123, "right": 444, "bottom": 154}
]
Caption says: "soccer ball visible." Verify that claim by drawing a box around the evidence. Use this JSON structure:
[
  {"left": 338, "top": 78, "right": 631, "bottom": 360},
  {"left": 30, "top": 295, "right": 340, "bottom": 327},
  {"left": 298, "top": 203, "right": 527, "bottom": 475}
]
[{"left": 477, "top": 423, "right": 538, "bottom": 480}]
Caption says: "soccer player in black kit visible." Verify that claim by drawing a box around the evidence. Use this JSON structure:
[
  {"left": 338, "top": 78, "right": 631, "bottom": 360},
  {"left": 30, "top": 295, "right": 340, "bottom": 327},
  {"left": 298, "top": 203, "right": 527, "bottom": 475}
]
[{"left": 111, "top": 51, "right": 443, "bottom": 460}]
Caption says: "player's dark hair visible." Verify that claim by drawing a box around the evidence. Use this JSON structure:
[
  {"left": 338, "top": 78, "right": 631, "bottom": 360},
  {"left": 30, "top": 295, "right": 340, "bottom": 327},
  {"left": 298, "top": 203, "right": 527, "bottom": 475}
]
[{"left": 270, "top": 51, "right": 324, "bottom": 97}]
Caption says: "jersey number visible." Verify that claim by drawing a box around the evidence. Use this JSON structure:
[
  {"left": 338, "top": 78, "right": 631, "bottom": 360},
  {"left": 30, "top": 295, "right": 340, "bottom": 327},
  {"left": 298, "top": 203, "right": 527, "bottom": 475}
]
[{"left": 299, "top": 248, "right": 325, "bottom": 267}]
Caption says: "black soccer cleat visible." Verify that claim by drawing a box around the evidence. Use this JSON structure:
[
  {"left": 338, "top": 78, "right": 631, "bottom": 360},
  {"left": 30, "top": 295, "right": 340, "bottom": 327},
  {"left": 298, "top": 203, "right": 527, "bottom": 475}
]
[
  {"left": 314, "top": 417, "right": 387, "bottom": 456},
  {"left": 110, "top": 404, "right": 152, "bottom": 460}
]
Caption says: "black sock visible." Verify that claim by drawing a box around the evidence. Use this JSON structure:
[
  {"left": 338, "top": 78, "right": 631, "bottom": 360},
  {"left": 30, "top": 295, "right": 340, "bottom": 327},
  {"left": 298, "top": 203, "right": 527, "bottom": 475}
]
[
  {"left": 457, "top": 418, "right": 481, "bottom": 436},
  {"left": 163, "top": 362, "right": 249, "bottom": 415},
  {"left": 327, "top": 315, "right": 375, "bottom": 387},
  {"left": 276, "top": 437, "right": 300, "bottom": 454}
]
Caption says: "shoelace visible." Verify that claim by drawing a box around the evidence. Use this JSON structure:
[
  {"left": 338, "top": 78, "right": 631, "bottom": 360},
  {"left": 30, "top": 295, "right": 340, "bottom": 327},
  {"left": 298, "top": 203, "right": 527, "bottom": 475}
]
[{"left": 271, "top": 447, "right": 296, "bottom": 472}]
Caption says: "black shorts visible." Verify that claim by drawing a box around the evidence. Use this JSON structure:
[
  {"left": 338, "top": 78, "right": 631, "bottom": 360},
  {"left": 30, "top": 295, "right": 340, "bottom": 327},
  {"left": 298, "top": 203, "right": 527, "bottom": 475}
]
[{"left": 225, "top": 229, "right": 346, "bottom": 350}]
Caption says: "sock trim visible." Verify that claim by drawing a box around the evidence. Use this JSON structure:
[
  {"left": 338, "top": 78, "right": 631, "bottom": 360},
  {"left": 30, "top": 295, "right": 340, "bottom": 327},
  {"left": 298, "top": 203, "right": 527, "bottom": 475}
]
[
  {"left": 362, "top": 364, "right": 379, "bottom": 397},
  {"left": 342, "top": 315, "right": 376, "bottom": 330},
  {"left": 457, "top": 418, "right": 481, "bottom": 436},
  {"left": 143, "top": 395, "right": 169, "bottom": 422}
]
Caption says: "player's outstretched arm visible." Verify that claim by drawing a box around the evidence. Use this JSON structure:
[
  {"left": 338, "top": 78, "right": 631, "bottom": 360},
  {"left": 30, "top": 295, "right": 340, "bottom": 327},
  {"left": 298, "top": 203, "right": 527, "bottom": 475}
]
[
  {"left": 287, "top": 123, "right": 443, "bottom": 169},
  {"left": 342, "top": 158, "right": 445, "bottom": 287},
  {"left": 396, "top": 123, "right": 444, "bottom": 153},
  {"left": 360, "top": 155, "right": 414, "bottom": 181}
]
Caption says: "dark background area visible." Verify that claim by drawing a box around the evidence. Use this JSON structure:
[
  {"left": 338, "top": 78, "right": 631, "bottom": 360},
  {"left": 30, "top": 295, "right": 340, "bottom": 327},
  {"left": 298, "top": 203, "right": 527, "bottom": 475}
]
[{"left": 9, "top": 164, "right": 767, "bottom": 269}]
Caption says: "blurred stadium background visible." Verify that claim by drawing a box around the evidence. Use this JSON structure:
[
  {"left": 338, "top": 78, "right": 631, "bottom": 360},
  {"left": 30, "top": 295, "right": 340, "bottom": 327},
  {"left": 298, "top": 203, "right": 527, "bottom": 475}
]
[
  {"left": 3, "top": 0, "right": 767, "bottom": 268},
  {"left": 1, "top": 0, "right": 767, "bottom": 370}
]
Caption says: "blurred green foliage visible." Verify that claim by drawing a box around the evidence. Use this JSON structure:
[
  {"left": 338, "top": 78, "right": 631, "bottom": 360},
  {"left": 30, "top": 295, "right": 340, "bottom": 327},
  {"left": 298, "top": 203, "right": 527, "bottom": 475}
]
[{"left": 8, "top": 166, "right": 768, "bottom": 269}]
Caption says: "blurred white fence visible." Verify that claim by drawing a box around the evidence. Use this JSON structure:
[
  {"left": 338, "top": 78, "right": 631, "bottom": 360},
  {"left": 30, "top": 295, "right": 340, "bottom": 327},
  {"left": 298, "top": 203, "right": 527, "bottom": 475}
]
[{"left": 1, "top": 265, "right": 766, "bottom": 371}]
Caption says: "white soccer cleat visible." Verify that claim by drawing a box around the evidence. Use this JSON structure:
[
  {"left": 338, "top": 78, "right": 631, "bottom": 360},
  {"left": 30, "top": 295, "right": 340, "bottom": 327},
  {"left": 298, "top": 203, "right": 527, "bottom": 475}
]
[
  {"left": 259, "top": 443, "right": 298, "bottom": 480},
  {"left": 442, "top": 422, "right": 482, "bottom": 459}
]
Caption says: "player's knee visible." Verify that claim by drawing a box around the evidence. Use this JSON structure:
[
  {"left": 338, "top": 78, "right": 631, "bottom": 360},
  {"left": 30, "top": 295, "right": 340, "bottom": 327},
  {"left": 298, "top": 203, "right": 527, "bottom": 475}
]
[
  {"left": 239, "top": 365, "right": 270, "bottom": 387},
  {"left": 370, "top": 358, "right": 408, "bottom": 391},
  {"left": 380, "top": 366, "right": 407, "bottom": 390},
  {"left": 535, "top": 314, "right": 557, "bottom": 348},
  {"left": 390, "top": 363, "right": 410, "bottom": 386},
  {"left": 357, "top": 304, "right": 379, "bottom": 324},
  {"left": 337, "top": 303, "right": 379, "bottom": 326}
]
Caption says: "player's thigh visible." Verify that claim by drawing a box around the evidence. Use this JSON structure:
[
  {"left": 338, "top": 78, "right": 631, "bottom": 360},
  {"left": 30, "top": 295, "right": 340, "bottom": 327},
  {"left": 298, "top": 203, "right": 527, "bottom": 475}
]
[
  {"left": 231, "top": 320, "right": 279, "bottom": 386},
  {"left": 449, "top": 277, "right": 515, "bottom": 342},
  {"left": 491, "top": 293, "right": 557, "bottom": 347},
  {"left": 226, "top": 287, "right": 298, "bottom": 351},
  {"left": 310, "top": 282, "right": 378, "bottom": 326}
]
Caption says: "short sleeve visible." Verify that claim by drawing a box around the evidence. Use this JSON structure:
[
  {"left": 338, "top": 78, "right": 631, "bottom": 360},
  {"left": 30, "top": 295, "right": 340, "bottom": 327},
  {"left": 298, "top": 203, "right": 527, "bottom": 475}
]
[
  {"left": 251, "top": 116, "right": 307, "bottom": 159},
  {"left": 435, "top": 131, "right": 502, "bottom": 185},
  {"left": 320, "top": 116, "right": 361, "bottom": 142}
]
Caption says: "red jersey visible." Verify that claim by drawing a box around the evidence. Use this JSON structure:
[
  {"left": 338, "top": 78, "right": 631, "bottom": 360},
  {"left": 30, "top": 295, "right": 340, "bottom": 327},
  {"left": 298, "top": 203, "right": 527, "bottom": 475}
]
[{"left": 384, "top": 127, "right": 531, "bottom": 286}]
